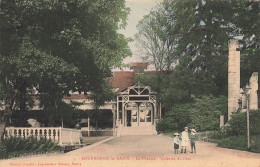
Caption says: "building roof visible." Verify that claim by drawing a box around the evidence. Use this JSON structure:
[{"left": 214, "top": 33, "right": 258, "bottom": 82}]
[
  {"left": 130, "top": 62, "right": 149, "bottom": 67},
  {"left": 107, "top": 71, "right": 135, "bottom": 92},
  {"left": 32, "top": 63, "right": 171, "bottom": 101}
]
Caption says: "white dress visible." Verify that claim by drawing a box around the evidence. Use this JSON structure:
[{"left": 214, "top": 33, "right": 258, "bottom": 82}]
[{"left": 181, "top": 131, "right": 189, "bottom": 147}]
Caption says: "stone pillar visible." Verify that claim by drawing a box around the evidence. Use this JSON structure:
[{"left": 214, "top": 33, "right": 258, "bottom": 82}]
[
  {"left": 122, "top": 102, "right": 125, "bottom": 126},
  {"left": 249, "top": 72, "right": 258, "bottom": 110},
  {"left": 228, "top": 39, "right": 240, "bottom": 120},
  {"left": 220, "top": 115, "right": 224, "bottom": 128},
  {"left": 88, "top": 117, "right": 90, "bottom": 137},
  {"left": 154, "top": 101, "right": 157, "bottom": 120},
  {"left": 153, "top": 102, "right": 156, "bottom": 125}
]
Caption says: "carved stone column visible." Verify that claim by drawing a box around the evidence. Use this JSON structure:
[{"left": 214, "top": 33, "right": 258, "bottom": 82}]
[
  {"left": 228, "top": 39, "right": 240, "bottom": 120},
  {"left": 249, "top": 72, "right": 258, "bottom": 110}
]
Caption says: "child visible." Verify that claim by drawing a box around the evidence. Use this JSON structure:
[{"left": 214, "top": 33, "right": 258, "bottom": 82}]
[
  {"left": 173, "top": 132, "right": 180, "bottom": 154},
  {"left": 190, "top": 128, "right": 196, "bottom": 153}
]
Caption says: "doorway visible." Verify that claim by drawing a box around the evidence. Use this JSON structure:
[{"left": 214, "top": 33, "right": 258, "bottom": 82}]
[{"left": 127, "top": 110, "right": 131, "bottom": 126}]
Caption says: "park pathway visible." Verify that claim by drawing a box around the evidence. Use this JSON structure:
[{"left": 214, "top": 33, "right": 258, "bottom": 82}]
[{"left": 1, "top": 135, "right": 260, "bottom": 167}]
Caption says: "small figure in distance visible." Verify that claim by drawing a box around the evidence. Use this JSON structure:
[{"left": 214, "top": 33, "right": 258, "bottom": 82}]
[
  {"left": 173, "top": 132, "right": 180, "bottom": 154},
  {"left": 190, "top": 128, "right": 197, "bottom": 153},
  {"left": 75, "top": 123, "right": 81, "bottom": 130}
]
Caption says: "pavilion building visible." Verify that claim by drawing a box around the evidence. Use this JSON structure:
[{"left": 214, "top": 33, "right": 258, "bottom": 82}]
[{"left": 65, "top": 62, "right": 161, "bottom": 136}]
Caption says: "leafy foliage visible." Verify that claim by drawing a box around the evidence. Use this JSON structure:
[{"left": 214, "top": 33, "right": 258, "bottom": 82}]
[
  {"left": 156, "top": 103, "right": 192, "bottom": 132},
  {"left": 188, "top": 95, "right": 227, "bottom": 131},
  {"left": 160, "top": 60, "right": 218, "bottom": 109},
  {"left": 137, "top": 0, "right": 260, "bottom": 134},
  {"left": 229, "top": 109, "right": 260, "bottom": 136},
  {"left": 0, "top": 137, "right": 60, "bottom": 159},
  {"left": 135, "top": 2, "right": 178, "bottom": 72},
  {"left": 210, "top": 135, "right": 260, "bottom": 153},
  {"left": 208, "top": 110, "right": 260, "bottom": 153},
  {"left": 157, "top": 95, "right": 227, "bottom": 132},
  {"left": 210, "top": 136, "right": 248, "bottom": 151},
  {"left": 0, "top": 0, "right": 131, "bottom": 131}
]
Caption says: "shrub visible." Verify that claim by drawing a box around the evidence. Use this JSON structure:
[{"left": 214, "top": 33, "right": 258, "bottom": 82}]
[
  {"left": 249, "top": 110, "right": 260, "bottom": 135},
  {"left": 156, "top": 118, "right": 178, "bottom": 132},
  {"left": 209, "top": 110, "right": 260, "bottom": 153},
  {"left": 157, "top": 103, "right": 192, "bottom": 132},
  {"left": 212, "top": 135, "right": 248, "bottom": 151},
  {"left": 251, "top": 135, "right": 260, "bottom": 153},
  {"left": 229, "top": 109, "right": 260, "bottom": 136},
  {"left": 208, "top": 126, "right": 232, "bottom": 139},
  {"left": 0, "top": 137, "right": 60, "bottom": 159},
  {"left": 157, "top": 95, "right": 227, "bottom": 132},
  {"left": 188, "top": 95, "right": 227, "bottom": 131}
]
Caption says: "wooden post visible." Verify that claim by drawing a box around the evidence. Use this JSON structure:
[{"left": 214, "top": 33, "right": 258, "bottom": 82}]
[
  {"left": 122, "top": 103, "right": 125, "bottom": 126},
  {"left": 88, "top": 117, "right": 90, "bottom": 137},
  {"left": 247, "top": 94, "right": 250, "bottom": 149},
  {"left": 151, "top": 105, "right": 153, "bottom": 125},
  {"left": 117, "top": 96, "right": 119, "bottom": 121},
  {"left": 125, "top": 106, "right": 127, "bottom": 127}
]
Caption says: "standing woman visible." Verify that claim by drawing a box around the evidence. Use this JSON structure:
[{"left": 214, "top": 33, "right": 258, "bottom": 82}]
[{"left": 181, "top": 127, "right": 189, "bottom": 153}]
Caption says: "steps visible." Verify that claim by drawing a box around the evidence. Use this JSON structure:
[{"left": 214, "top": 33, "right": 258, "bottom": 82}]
[{"left": 120, "top": 125, "right": 155, "bottom": 136}]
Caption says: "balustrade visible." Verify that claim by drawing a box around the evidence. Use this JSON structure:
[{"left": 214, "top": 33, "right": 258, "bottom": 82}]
[{"left": 4, "top": 127, "right": 81, "bottom": 146}]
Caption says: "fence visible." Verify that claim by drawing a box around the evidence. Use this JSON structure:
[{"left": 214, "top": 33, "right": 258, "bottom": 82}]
[{"left": 4, "top": 127, "right": 81, "bottom": 146}]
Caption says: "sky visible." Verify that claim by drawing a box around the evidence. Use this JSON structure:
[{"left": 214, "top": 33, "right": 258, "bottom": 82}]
[{"left": 117, "top": 0, "right": 160, "bottom": 69}]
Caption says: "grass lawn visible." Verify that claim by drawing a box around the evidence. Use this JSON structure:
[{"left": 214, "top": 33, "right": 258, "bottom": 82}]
[
  {"left": 209, "top": 135, "right": 260, "bottom": 153},
  {"left": 163, "top": 130, "right": 180, "bottom": 137}
]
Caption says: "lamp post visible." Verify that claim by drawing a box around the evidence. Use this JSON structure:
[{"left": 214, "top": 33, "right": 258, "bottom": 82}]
[{"left": 245, "top": 84, "right": 251, "bottom": 150}]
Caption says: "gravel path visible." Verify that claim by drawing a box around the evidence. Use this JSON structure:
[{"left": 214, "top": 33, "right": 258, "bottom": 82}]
[{"left": 1, "top": 135, "right": 259, "bottom": 167}]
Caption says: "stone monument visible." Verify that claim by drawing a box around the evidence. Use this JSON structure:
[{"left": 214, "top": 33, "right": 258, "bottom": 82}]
[
  {"left": 228, "top": 39, "right": 240, "bottom": 121},
  {"left": 226, "top": 40, "right": 258, "bottom": 125},
  {"left": 249, "top": 72, "right": 258, "bottom": 110}
]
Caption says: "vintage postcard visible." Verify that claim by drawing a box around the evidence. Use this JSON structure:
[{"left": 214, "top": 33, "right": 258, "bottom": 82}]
[{"left": 0, "top": 0, "right": 259, "bottom": 167}]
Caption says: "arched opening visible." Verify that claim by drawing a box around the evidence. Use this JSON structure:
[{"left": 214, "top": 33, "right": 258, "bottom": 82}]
[{"left": 124, "top": 102, "right": 153, "bottom": 127}]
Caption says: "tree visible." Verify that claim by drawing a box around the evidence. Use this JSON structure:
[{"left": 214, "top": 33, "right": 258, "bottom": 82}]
[
  {"left": 0, "top": 0, "right": 131, "bottom": 138},
  {"left": 136, "top": 0, "right": 260, "bottom": 133},
  {"left": 160, "top": 57, "right": 218, "bottom": 109},
  {"left": 171, "top": 0, "right": 260, "bottom": 95},
  {"left": 157, "top": 0, "right": 260, "bottom": 114},
  {"left": 90, "top": 80, "right": 115, "bottom": 132},
  {"left": 135, "top": 2, "right": 178, "bottom": 72}
]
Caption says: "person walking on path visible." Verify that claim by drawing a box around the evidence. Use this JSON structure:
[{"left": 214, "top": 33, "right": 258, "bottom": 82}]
[
  {"left": 173, "top": 132, "right": 180, "bottom": 154},
  {"left": 190, "top": 128, "right": 196, "bottom": 153},
  {"left": 181, "top": 127, "right": 189, "bottom": 153}
]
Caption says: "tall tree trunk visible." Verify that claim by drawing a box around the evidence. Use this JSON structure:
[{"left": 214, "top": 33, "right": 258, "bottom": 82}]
[
  {"left": 0, "top": 89, "right": 18, "bottom": 139},
  {"left": 95, "top": 120, "right": 98, "bottom": 136},
  {"left": 19, "top": 79, "right": 27, "bottom": 126},
  {"left": 19, "top": 80, "right": 26, "bottom": 113}
]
